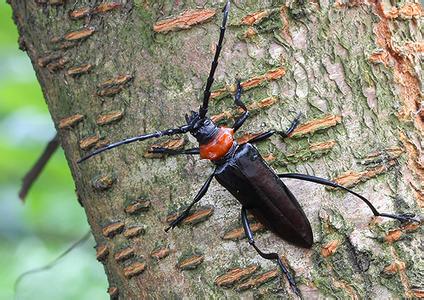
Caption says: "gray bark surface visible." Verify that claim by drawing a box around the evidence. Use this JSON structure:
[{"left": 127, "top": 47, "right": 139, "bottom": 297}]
[{"left": 9, "top": 0, "right": 423, "bottom": 299}]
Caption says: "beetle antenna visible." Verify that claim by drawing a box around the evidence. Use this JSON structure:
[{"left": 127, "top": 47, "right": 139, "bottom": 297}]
[
  {"left": 199, "top": 0, "right": 231, "bottom": 119},
  {"left": 77, "top": 125, "right": 192, "bottom": 163}
]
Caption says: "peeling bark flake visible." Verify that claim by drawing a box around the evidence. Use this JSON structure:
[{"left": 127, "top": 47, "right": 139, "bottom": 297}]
[
  {"left": 123, "top": 226, "right": 145, "bottom": 238},
  {"left": 211, "top": 97, "right": 279, "bottom": 123},
  {"left": 211, "top": 68, "right": 286, "bottom": 100},
  {"left": 37, "top": 52, "right": 62, "bottom": 67},
  {"left": 321, "top": 240, "right": 340, "bottom": 257},
  {"left": 46, "top": 57, "right": 69, "bottom": 72},
  {"left": 92, "top": 3, "right": 122, "bottom": 14},
  {"left": 309, "top": 140, "right": 337, "bottom": 152},
  {"left": 215, "top": 265, "right": 259, "bottom": 287},
  {"left": 92, "top": 174, "right": 116, "bottom": 191},
  {"left": 96, "top": 111, "right": 124, "bottom": 126},
  {"left": 123, "top": 262, "right": 146, "bottom": 278},
  {"left": 153, "top": 9, "right": 216, "bottom": 33},
  {"left": 222, "top": 222, "right": 264, "bottom": 240},
  {"left": 64, "top": 27, "right": 95, "bottom": 41},
  {"left": 69, "top": 3, "right": 121, "bottom": 19},
  {"left": 166, "top": 207, "right": 213, "bottom": 226},
  {"left": 114, "top": 247, "right": 135, "bottom": 262},
  {"left": 67, "top": 64, "right": 93, "bottom": 77},
  {"left": 58, "top": 114, "right": 84, "bottom": 129},
  {"left": 79, "top": 135, "right": 100, "bottom": 150},
  {"left": 68, "top": 7, "right": 91, "bottom": 19},
  {"left": 102, "top": 221, "right": 124, "bottom": 238},
  {"left": 150, "top": 247, "right": 170, "bottom": 260},
  {"left": 99, "top": 74, "right": 133, "bottom": 88},
  {"left": 144, "top": 138, "right": 186, "bottom": 158},
  {"left": 290, "top": 115, "right": 342, "bottom": 138},
  {"left": 124, "top": 199, "right": 151, "bottom": 214},
  {"left": 177, "top": 255, "right": 204, "bottom": 270},
  {"left": 236, "top": 269, "right": 279, "bottom": 291},
  {"left": 241, "top": 10, "right": 271, "bottom": 25},
  {"left": 96, "top": 244, "right": 109, "bottom": 261},
  {"left": 384, "top": 223, "right": 421, "bottom": 243},
  {"left": 331, "top": 159, "right": 396, "bottom": 188}
]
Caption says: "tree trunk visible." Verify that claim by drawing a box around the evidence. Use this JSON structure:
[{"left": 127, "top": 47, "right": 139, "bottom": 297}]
[{"left": 9, "top": 0, "right": 423, "bottom": 298}]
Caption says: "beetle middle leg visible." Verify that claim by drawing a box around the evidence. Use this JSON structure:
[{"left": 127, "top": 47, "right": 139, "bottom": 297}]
[
  {"left": 165, "top": 171, "right": 215, "bottom": 231},
  {"left": 241, "top": 207, "right": 301, "bottom": 296},
  {"left": 278, "top": 173, "right": 420, "bottom": 223}
]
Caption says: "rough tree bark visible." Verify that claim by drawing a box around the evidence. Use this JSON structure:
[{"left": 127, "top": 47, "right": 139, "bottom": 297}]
[{"left": 9, "top": 0, "right": 423, "bottom": 299}]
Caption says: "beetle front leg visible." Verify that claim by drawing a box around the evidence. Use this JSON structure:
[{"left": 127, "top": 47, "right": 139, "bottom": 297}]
[
  {"left": 242, "top": 113, "right": 302, "bottom": 144},
  {"left": 241, "top": 207, "right": 301, "bottom": 296},
  {"left": 165, "top": 172, "right": 215, "bottom": 232},
  {"left": 232, "top": 80, "right": 249, "bottom": 133}
]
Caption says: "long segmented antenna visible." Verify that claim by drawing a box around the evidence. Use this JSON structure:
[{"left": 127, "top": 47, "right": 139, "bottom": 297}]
[
  {"left": 78, "top": 125, "right": 192, "bottom": 163},
  {"left": 199, "top": 0, "right": 231, "bottom": 119}
]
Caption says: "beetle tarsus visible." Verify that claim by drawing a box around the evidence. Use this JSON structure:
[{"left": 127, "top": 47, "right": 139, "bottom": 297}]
[
  {"left": 378, "top": 212, "right": 420, "bottom": 224},
  {"left": 278, "top": 113, "right": 302, "bottom": 138},
  {"left": 241, "top": 207, "right": 301, "bottom": 296}
]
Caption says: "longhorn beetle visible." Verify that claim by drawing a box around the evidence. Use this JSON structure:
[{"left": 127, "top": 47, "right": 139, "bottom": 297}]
[{"left": 78, "top": 0, "right": 419, "bottom": 295}]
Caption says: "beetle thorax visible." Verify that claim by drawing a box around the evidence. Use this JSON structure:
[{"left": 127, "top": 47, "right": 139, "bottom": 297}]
[
  {"left": 198, "top": 127, "right": 234, "bottom": 161},
  {"left": 186, "top": 115, "right": 234, "bottom": 161}
]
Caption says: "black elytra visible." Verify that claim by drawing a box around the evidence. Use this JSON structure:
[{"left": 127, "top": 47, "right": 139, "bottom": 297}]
[{"left": 78, "top": 0, "right": 419, "bottom": 296}]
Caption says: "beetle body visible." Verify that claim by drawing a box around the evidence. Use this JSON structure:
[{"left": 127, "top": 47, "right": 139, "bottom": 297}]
[
  {"left": 188, "top": 114, "right": 313, "bottom": 247},
  {"left": 214, "top": 142, "right": 313, "bottom": 248}
]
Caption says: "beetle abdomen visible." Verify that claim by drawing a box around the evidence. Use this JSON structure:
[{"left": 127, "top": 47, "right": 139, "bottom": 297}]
[{"left": 215, "top": 143, "right": 313, "bottom": 248}]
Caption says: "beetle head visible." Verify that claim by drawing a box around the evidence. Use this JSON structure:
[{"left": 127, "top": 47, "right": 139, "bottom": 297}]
[{"left": 185, "top": 111, "right": 218, "bottom": 145}]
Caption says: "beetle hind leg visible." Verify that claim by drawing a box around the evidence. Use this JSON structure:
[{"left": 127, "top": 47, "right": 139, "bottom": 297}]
[
  {"left": 278, "top": 173, "right": 420, "bottom": 224},
  {"left": 241, "top": 207, "right": 301, "bottom": 296}
]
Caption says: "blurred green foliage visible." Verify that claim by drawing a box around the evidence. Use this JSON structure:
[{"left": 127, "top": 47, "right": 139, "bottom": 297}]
[{"left": 0, "top": 3, "right": 107, "bottom": 299}]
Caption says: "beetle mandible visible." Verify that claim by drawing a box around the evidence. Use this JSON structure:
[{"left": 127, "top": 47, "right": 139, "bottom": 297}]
[{"left": 78, "top": 0, "right": 419, "bottom": 295}]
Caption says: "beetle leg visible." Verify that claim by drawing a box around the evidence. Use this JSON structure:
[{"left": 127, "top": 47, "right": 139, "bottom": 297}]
[
  {"left": 279, "top": 113, "right": 302, "bottom": 138},
  {"left": 278, "top": 173, "right": 421, "bottom": 224},
  {"left": 232, "top": 80, "right": 249, "bottom": 133},
  {"left": 149, "top": 147, "right": 200, "bottom": 156},
  {"left": 241, "top": 207, "right": 301, "bottom": 296},
  {"left": 240, "top": 114, "right": 302, "bottom": 144},
  {"left": 244, "top": 130, "right": 276, "bottom": 143},
  {"left": 165, "top": 172, "right": 215, "bottom": 232}
]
